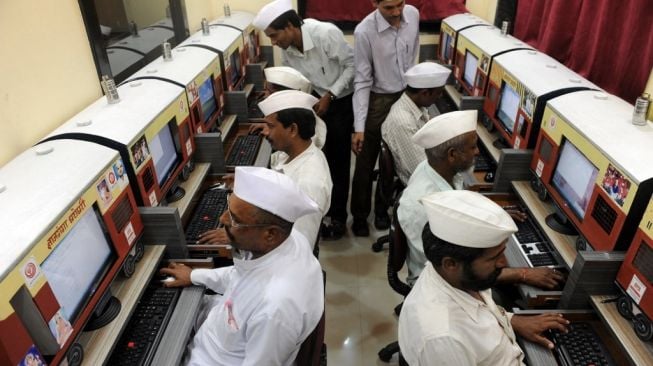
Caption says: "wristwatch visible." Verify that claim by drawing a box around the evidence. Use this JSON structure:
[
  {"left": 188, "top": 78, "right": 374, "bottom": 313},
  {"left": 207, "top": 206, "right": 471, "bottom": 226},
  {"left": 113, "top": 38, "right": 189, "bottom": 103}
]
[{"left": 328, "top": 91, "right": 336, "bottom": 101}]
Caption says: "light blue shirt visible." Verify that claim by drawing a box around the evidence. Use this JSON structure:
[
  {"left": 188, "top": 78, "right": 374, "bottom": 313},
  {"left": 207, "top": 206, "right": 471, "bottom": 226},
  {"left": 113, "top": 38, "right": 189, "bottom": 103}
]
[
  {"left": 398, "top": 160, "right": 464, "bottom": 284},
  {"left": 282, "top": 19, "right": 354, "bottom": 98},
  {"left": 352, "top": 5, "right": 420, "bottom": 131}
]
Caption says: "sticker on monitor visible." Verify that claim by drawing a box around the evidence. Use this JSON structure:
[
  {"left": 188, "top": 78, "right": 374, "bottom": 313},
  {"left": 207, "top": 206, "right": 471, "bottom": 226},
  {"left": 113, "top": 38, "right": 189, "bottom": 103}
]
[
  {"left": 97, "top": 178, "right": 113, "bottom": 205},
  {"left": 601, "top": 164, "right": 631, "bottom": 207},
  {"left": 18, "top": 345, "right": 46, "bottom": 366},
  {"left": 48, "top": 310, "right": 73, "bottom": 348},
  {"left": 112, "top": 159, "right": 129, "bottom": 189},
  {"left": 131, "top": 135, "right": 150, "bottom": 169},
  {"left": 480, "top": 55, "right": 490, "bottom": 73},
  {"left": 523, "top": 90, "right": 536, "bottom": 118}
]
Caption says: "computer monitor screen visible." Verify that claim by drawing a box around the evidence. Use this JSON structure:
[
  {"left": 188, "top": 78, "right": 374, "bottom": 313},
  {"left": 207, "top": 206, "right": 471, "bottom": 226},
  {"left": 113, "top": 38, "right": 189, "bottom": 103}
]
[
  {"left": 150, "top": 119, "right": 181, "bottom": 187},
  {"left": 41, "top": 207, "right": 115, "bottom": 324},
  {"left": 441, "top": 33, "right": 452, "bottom": 60},
  {"left": 230, "top": 48, "right": 242, "bottom": 88},
  {"left": 551, "top": 139, "right": 599, "bottom": 219},
  {"left": 198, "top": 77, "right": 217, "bottom": 123},
  {"left": 497, "top": 82, "right": 520, "bottom": 133},
  {"left": 463, "top": 50, "right": 478, "bottom": 88}
]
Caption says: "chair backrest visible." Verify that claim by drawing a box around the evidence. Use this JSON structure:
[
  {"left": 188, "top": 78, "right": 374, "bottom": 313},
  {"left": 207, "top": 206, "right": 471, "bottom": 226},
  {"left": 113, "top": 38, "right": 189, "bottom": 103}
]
[
  {"left": 378, "top": 139, "right": 398, "bottom": 205},
  {"left": 387, "top": 195, "right": 412, "bottom": 297},
  {"left": 294, "top": 271, "right": 326, "bottom": 366}
]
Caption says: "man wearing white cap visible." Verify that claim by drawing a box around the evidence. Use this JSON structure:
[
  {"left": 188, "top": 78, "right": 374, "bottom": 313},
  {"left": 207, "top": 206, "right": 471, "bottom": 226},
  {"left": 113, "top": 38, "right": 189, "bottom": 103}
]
[
  {"left": 161, "top": 167, "right": 324, "bottom": 365},
  {"left": 398, "top": 190, "right": 569, "bottom": 365},
  {"left": 259, "top": 66, "right": 327, "bottom": 149},
  {"left": 259, "top": 90, "right": 332, "bottom": 248},
  {"left": 381, "top": 61, "right": 451, "bottom": 184},
  {"left": 398, "top": 111, "right": 565, "bottom": 289},
  {"left": 254, "top": 0, "right": 354, "bottom": 240},
  {"left": 350, "top": 0, "right": 420, "bottom": 236}
]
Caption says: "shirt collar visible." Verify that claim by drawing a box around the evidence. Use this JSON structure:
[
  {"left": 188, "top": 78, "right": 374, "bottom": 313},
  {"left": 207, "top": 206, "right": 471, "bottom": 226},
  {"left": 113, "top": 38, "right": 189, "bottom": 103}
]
[
  {"left": 374, "top": 8, "right": 409, "bottom": 33},
  {"left": 399, "top": 93, "right": 429, "bottom": 122},
  {"left": 288, "top": 23, "right": 314, "bottom": 55},
  {"left": 233, "top": 231, "right": 295, "bottom": 271},
  {"left": 423, "top": 263, "right": 492, "bottom": 323}
]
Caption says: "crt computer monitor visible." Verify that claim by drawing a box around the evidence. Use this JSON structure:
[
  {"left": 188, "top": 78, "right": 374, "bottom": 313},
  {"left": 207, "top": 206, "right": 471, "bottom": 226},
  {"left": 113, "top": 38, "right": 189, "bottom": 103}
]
[
  {"left": 198, "top": 77, "right": 217, "bottom": 123},
  {"left": 41, "top": 207, "right": 116, "bottom": 325},
  {"left": 230, "top": 48, "right": 242, "bottom": 89},
  {"left": 497, "top": 82, "right": 520, "bottom": 133},
  {"left": 463, "top": 50, "right": 478, "bottom": 88},
  {"left": 149, "top": 118, "right": 182, "bottom": 187},
  {"left": 550, "top": 139, "right": 600, "bottom": 220}
]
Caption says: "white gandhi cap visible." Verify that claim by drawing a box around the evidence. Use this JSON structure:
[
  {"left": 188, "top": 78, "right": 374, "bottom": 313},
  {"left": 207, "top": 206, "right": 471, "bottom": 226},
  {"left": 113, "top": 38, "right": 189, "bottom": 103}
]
[
  {"left": 264, "top": 66, "right": 312, "bottom": 94},
  {"left": 420, "top": 190, "right": 517, "bottom": 248},
  {"left": 412, "top": 110, "right": 477, "bottom": 149},
  {"left": 405, "top": 62, "right": 451, "bottom": 89},
  {"left": 253, "top": 0, "right": 293, "bottom": 30},
  {"left": 234, "top": 166, "right": 319, "bottom": 222},
  {"left": 258, "top": 90, "right": 318, "bottom": 116}
]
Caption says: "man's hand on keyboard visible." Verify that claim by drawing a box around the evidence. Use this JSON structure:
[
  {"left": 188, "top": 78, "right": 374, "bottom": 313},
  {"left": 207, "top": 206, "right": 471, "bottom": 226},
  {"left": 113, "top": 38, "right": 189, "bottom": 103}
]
[
  {"left": 247, "top": 123, "right": 266, "bottom": 135},
  {"left": 523, "top": 267, "right": 565, "bottom": 289},
  {"left": 511, "top": 313, "right": 569, "bottom": 349},
  {"left": 159, "top": 262, "right": 193, "bottom": 288},
  {"left": 198, "top": 228, "right": 230, "bottom": 244},
  {"left": 505, "top": 208, "right": 528, "bottom": 222}
]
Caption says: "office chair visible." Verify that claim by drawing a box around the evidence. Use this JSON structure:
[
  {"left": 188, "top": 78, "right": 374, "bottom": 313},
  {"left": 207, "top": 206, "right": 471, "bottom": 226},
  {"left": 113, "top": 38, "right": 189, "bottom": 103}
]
[
  {"left": 295, "top": 270, "right": 327, "bottom": 366},
  {"left": 378, "top": 196, "right": 411, "bottom": 365},
  {"left": 372, "top": 140, "right": 405, "bottom": 252}
]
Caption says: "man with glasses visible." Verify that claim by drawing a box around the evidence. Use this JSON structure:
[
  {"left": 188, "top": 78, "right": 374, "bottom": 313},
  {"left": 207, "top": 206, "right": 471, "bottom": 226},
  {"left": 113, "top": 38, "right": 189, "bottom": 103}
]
[{"left": 161, "top": 166, "right": 323, "bottom": 365}]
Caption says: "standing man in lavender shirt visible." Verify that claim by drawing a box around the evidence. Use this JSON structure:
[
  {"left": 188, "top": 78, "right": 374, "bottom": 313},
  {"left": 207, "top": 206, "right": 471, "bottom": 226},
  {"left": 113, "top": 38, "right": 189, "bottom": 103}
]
[{"left": 350, "top": 0, "right": 420, "bottom": 236}]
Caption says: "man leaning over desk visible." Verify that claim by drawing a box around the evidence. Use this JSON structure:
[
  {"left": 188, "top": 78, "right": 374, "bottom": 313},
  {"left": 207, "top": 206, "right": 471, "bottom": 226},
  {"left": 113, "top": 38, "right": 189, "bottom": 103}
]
[{"left": 161, "top": 167, "right": 323, "bottom": 365}]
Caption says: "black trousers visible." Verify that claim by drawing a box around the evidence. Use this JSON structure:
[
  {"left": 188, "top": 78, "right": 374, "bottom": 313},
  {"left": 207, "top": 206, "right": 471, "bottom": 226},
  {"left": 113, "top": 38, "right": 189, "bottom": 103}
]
[
  {"left": 350, "top": 91, "right": 402, "bottom": 220},
  {"left": 321, "top": 93, "right": 354, "bottom": 223}
]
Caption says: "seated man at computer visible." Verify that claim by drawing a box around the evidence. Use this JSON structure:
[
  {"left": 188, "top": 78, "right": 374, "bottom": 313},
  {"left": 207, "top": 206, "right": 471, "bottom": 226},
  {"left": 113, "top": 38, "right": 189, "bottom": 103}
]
[
  {"left": 161, "top": 166, "right": 324, "bottom": 365},
  {"left": 381, "top": 61, "right": 450, "bottom": 185},
  {"left": 399, "top": 190, "right": 569, "bottom": 366},
  {"left": 200, "top": 90, "right": 331, "bottom": 248},
  {"left": 398, "top": 110, "right": 564, "bottom": 288}
]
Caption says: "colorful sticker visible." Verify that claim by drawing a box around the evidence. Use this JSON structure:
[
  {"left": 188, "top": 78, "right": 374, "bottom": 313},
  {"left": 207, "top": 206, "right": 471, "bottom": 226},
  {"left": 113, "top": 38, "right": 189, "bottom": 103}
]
[
  {"left": 21, "top": 257, "right": 42, "bottom": 289},
  {"left": 513, "top": 137, "right": 521, "bottom": 149},
  {"left": 131, "top": 136, "right": 150, "bottom": 169},
  {"left": 197, "top": 125, "right": 203, "bottom": 134},
  {"left": 535, "top": 159, "right": 544, "bottom": 177},
  {"left": 149, "top": 191, "right": 158, "bottom": 206},
  {"left": 96, "top": 178, "right": 113, "bottom": 205},
  {"left": 601, "top": 164, "right": 631, "bottom": 207},
  {"left": 187, "top": 81, "right": 199, "bottom": 103},
  {"left": 523, "top": 90, "right": 535, "bottom": 118},
  {"left": 549, "top": 116, "right": 556, "bottom": 129},
  {"left": 186, "top": 139, "right": 193, "bottom": 155},
  {"left": 480, "top": 55, "right": 489, "bottom": 73},
  {"left": 48, "top": 310, "right": 73, "bottom": 348},
  {"left": 113, "top": 159, "right": 129, "bottom": 189},
  {"left": 124, "top": 222, "right": 136, "bottom": 246},
  {"left": 18, "top": 345, "right": 45, "bottom": 366},
  {"left": 627, "top": 274, "right": 646, "bottom": 304}
]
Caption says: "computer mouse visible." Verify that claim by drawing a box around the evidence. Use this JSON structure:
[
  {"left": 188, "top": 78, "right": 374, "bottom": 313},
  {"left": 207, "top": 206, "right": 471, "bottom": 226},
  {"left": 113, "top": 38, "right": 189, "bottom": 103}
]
[{"left": 484, "top": 171, "right": 495, "bottom": 183}]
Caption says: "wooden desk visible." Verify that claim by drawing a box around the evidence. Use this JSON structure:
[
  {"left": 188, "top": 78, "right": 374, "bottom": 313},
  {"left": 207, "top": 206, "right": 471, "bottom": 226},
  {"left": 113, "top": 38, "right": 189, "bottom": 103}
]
[
  {"left": 591, "top": 295, "right": 653, "bottom": 365},
  {"left": 78, "top": 245, "right": 165, "bottom": 365},
  {"left": 512, "top": 181, "right": 578, "bottom": 268}
]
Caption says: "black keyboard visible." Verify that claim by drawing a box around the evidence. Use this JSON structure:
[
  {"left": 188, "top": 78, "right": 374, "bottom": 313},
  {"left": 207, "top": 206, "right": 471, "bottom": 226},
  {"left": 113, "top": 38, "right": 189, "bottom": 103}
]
[
  {"left": 549, "top": 322, "right": 616, "bottom": 366},
  {"left": 474, "top": 144, "right": 495, "bottom": 172},
  {"left": 185, "top": 188, "right": 228, "bottom": 243},
  {"left": 226, "top": 134, "right": 262, "bottom": 166},
  {"left": 514, "top": 213, "right": 560, "bottom": 267},
  {"left": 109, "top": 286, "right": 180, "bottom": 366}
]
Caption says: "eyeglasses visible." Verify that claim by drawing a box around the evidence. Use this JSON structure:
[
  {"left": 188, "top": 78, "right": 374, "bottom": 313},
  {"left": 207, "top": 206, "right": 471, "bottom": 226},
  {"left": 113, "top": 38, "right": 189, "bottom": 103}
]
[{"left": 225, "top": 196, "right": 276, "bottom": 229}]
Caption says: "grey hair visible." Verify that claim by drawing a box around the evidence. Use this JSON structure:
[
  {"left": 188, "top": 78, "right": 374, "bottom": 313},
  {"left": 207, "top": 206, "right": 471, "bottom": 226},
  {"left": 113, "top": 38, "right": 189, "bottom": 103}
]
[{"left": 425, "top": 133, "right": 469, "bottom": 162}]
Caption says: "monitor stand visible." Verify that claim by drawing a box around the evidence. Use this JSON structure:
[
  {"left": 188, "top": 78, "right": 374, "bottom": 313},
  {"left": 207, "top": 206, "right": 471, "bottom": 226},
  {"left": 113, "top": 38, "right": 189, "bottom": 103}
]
[
  {"left": 85, "top": 291, "right": 121, "bottom": 331},
  {"left": 545, "top": 212, "right": 578, "bottom": 236},
  {"left": 492, "top": 137, "right": 509, "bottom": 149},
  {"left": 166, "top": 180, "right": 186, "bottom": 203}
]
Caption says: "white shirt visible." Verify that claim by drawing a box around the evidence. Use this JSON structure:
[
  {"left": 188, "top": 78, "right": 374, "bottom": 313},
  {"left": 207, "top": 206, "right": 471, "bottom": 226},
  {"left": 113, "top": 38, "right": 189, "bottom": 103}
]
[
  {"left": 313, "top": 115, "right": 327, "bottom": 149},
  {"left": 282, "top": 19, "right": 354, "bottom": 98},
  {"left": 398, "top": 161, "right": 464, "bottom": 284},
  {"left": 271, "top": 143, "right": 332, "bottom": 247},
  {"left": 353, "top": 5, "right": 420, "bottom": 131},
  {"left": 399, "top": 263, "right": 525, "bottom": 366},
  {"left": 381, "top": 92, "right": 430, "bottom": 184},
  {"left": 186, "top": 230, "right": 324, "bottom": 366}
]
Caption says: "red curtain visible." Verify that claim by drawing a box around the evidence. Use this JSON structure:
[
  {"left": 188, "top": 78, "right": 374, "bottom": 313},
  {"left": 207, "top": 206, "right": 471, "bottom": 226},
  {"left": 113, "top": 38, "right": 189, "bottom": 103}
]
[
  {"left": 304, "top": 0, "right": 467, "bottom": 22},
  {"left": 514, "top": 0, "right": 653, "bottom": 104}
]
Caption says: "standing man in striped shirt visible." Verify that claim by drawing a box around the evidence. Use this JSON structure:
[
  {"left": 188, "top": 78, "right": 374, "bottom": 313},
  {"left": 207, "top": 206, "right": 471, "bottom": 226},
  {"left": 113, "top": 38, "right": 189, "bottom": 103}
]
[{"left": 350, "top": 0, "right": 420, "bottom": 236}]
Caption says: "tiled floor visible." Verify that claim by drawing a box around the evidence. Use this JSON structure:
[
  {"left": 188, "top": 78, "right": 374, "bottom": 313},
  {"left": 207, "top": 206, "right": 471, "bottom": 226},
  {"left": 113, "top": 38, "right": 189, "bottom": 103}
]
[{"left": 319, "top": 222, "right": 407, "bottom": 366}]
